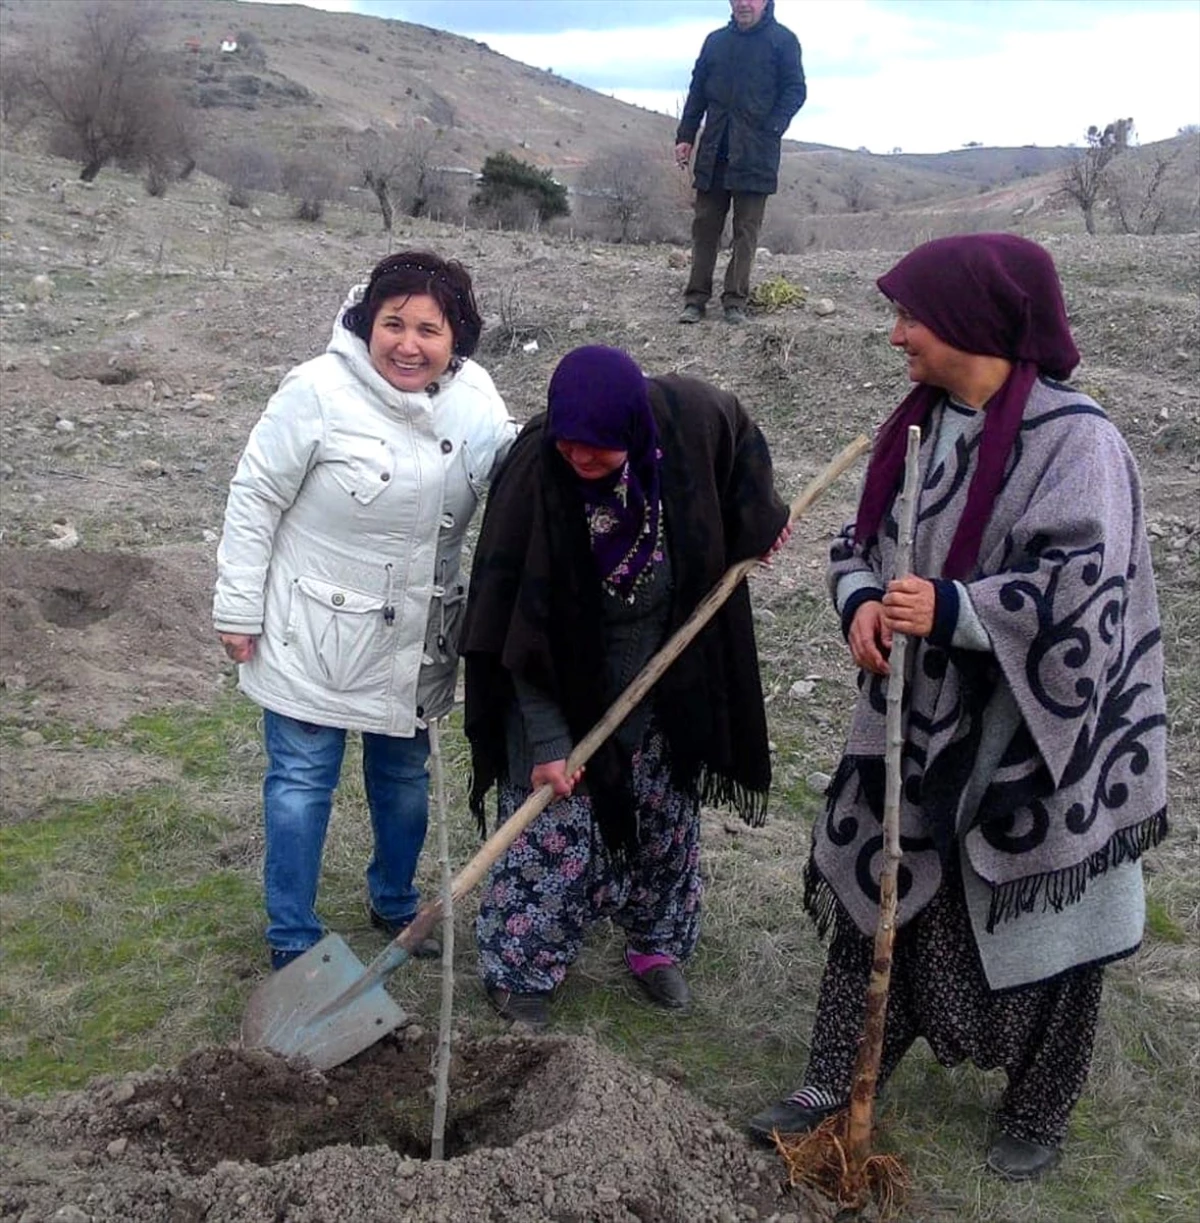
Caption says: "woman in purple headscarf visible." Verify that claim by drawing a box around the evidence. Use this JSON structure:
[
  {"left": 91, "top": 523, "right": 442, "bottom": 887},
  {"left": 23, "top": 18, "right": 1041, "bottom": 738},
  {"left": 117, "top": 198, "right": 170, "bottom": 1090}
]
[
  {"left": 748, "top": 234, "right": 1167, "bottom": 1180},
  {"left": 462, "top": 346, "right": 789, "bottom": 1029}
]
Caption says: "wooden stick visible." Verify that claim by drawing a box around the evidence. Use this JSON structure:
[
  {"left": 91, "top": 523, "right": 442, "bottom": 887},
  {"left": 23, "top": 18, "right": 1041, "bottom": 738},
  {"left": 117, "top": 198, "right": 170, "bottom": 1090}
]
[
  {"left": 388, "top": 432, "right": 872, "bottom": 955},
  {"left": 845, "top": 424, "right": 922, "bottom": 1186},
  {"left": 428, "top": 717, "right": 455, "bottom": 1161}
]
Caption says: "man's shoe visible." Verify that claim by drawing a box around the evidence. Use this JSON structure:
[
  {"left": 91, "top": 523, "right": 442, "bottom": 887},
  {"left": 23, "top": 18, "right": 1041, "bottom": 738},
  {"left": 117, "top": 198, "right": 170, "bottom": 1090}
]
[
  {"left": 678, "top": 303, "right": 705, "bottom": 324},
  {"left": 723, "top": 305, "right": 748, "bottom": 325},
  {"left": 369, "top": 906, "right": 441, "bottom": 959},
  {"left": 484, "top": 984, "right": 551, "bottom": 1030},
  {"left": 986, "top": 1133, "right": 1061, "bottom": 1181},
  {"left": 747, "top": 1095, "right": 843, "bottom": 1145}
]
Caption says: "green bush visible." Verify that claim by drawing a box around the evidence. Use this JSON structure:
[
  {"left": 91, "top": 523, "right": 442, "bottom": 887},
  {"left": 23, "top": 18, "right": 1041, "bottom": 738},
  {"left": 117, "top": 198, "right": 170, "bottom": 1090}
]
[{"left": 473, "top": 151, "right": 569, "bottom": 223}]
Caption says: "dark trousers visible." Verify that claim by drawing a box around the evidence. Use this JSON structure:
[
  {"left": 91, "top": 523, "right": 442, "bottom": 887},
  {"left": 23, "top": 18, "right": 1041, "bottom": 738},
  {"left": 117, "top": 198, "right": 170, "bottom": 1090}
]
[{"left": 684, "top": 188, "right": 768, "bottom": 309}]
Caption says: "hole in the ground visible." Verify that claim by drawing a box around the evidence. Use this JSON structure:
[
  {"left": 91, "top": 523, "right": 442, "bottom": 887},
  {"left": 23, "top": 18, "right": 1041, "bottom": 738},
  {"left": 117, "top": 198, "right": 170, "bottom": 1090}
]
[
  {"left": 105, "top": 1036, "right": 571, "bottom": 1173},
  {"left": 33, "top": 555, "right": 148, "bottom": 627},
  {"left": 38, "top": 585, "right": 116, "bottom": 627},
  {"left": 95, "top": 366, "right": 140, "bottom": 386}
]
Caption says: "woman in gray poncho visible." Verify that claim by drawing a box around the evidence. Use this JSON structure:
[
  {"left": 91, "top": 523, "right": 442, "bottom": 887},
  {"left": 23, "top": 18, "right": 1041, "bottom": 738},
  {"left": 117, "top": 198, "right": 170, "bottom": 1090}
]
[{"left": 748, "top": 234, "right": 1168, "bottom": 1180}]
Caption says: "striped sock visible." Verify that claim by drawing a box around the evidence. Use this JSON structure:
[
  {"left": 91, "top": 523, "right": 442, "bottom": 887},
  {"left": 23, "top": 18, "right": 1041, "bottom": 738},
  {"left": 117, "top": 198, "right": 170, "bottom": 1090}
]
[{"left": 785, "top": 1085, "right": 843, "bottom": 1109}]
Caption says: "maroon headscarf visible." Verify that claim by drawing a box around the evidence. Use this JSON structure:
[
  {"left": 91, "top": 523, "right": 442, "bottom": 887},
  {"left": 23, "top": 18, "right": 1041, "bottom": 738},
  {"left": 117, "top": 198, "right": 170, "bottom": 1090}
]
[
  {"left": 545, "top": 346, "right": 663, "bottom": 598},
  {"left": 858, "top": 234, "right": 1080, "bottom": 579}
]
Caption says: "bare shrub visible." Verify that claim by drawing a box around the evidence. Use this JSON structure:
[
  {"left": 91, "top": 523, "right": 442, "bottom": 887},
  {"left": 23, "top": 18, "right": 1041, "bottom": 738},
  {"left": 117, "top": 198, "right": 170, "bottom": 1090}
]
[
  {"left": 839, "top": 171, "right": 872, "bottom": 214},
  {"left": 1106, "top": 141, "right": 1199, "bottom": 235},
  {"left": 282, "top": 152, "right": 340, "bottom": 222},
  {"left": 577, "top": 149, "right": 659, "bottom": 242},
  {"left": 478, "top": 282, "right": 554, "bottom": 354},
  {"left": 473, "top": 190, "right": 543, "bottom": 233},
  {"left": 210, "top": 141, "right": 281, "bottom": 207},
  {"left": 418, "top": 169, "right": 468, "bottom": 226},
  {"left": 0, "top": 57, "right": 37, "bottom": 132},
  {"left": 26, "top": 2, "right": 191, "bottom": 184},
  {"left": 759, "top": 210, "right": 808, "bottom": 255}
]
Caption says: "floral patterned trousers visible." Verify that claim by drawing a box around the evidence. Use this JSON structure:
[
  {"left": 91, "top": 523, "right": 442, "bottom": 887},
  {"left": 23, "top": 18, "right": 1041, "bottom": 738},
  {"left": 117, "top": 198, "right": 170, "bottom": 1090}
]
[{"left": 476, "top": 728, "right": 702, "bottom": 994}]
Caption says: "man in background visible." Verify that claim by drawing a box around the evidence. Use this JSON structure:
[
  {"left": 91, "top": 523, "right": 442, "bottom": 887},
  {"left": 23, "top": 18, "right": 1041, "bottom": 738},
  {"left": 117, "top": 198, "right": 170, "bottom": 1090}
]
[{"left": 674, "top": 0, "right": 806, "bottom": 325}]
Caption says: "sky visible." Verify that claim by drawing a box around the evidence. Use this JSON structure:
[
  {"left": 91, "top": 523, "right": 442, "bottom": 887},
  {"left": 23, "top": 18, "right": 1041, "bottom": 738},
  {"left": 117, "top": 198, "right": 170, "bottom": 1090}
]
[{"left": 244, "top": 0, "right": 1200, "bottom": 154}]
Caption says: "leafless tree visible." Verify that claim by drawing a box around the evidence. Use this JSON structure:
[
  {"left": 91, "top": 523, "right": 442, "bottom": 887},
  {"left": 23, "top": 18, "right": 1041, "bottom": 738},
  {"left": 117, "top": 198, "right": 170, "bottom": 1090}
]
[
  {"left": 358, "top": 123, "right": 442, "bottom": 231},
  {"left": 27, "top": 2, "right": 191, "bottom": 183},
  {"left": 1058, "top": 118, "right": 1134, "bottom": 235},
  {"left": 1106, "top": 147, "right": 1182, "bottom": 235},
  {"left": 578, "top": 148, "right": 658, "bottom": 242}
]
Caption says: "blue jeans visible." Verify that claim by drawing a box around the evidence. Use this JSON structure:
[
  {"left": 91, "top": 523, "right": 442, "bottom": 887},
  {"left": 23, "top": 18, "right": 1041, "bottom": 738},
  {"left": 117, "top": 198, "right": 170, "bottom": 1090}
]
[{"left": 261, "top": 709, "right": 430, "bottom": 954}]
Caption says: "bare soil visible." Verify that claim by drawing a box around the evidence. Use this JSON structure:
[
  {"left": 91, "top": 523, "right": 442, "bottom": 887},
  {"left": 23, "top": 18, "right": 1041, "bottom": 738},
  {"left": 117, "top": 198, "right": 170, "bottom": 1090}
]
[{"left": 0, "top": 1032, "right": 825, "bottom": 1223}]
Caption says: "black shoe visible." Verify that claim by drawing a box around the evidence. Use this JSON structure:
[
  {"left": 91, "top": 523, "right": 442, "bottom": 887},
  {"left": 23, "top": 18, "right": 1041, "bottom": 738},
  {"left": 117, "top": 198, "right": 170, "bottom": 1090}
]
[
  {"left": 678, "top": 303, "right": 705, "bottom": 324},
  {"left": 369, "top": 907, "right": 441, "bottom": 959},
  {"left": 630, "top": 962, "right": 692, "bottom": 1012},
  {"left": 747, "top": 1098, "right": 842, "bottom": 1145},
  {"left": 484, "top": 984, "right": 551, "bottom": 1030},
  {"left": 270, "top": 947, "right": 306, "bottom": 972},
  {"left": 986, "top": 1133, "right": 1061, "bottom": 1181},
  {"left": 723, "top": 305, "right": 748, "bottom": 325}
]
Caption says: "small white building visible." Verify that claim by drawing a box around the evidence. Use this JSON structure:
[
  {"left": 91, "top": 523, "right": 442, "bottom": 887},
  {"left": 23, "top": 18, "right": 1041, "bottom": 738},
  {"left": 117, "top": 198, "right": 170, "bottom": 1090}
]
[{"left": 220, "top": 37, "right": 238, "bottom": 54}]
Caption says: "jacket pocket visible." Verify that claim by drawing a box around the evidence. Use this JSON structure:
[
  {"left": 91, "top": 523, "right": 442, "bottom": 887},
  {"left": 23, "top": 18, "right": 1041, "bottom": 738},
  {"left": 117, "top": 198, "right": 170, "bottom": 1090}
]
[
  {"left": 286, "top": 574, "right": 386, "bottom": 693},
  {"left": 332, "top": 443, "right": 396, "bottom": 507}
]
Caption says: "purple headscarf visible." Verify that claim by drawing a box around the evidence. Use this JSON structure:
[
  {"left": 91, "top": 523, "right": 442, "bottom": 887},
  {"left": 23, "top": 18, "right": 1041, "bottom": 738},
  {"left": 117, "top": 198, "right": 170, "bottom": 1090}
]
[
  {"left": 545, "top": 346, "right": 663, "bottom": 598},
  {"left": 858, "top": 234, "right": 1080, "bottom": 580}
]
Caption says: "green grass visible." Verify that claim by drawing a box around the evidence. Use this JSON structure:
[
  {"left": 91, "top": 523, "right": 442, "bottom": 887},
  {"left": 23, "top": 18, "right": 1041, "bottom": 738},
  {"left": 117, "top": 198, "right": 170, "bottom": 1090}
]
[
  {"left": 0, "top": 781, "right": 260, "bottom": 1095},
  {"left": 125, "top": 696, "right": 263, "bottom": 781}
]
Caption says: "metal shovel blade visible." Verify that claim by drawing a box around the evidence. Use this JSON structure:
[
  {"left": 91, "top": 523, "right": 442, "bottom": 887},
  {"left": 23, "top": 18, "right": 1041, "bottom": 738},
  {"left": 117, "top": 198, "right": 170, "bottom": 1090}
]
[{"left": 240, "top": 933, "right": 408, "bottom": 1071}]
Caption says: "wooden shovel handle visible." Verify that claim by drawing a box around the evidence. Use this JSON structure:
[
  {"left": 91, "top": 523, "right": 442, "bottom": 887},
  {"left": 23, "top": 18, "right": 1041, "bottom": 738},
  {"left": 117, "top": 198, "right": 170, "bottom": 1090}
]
[{"left": 398, "top": 433, "right": 871, "bottom": 950}]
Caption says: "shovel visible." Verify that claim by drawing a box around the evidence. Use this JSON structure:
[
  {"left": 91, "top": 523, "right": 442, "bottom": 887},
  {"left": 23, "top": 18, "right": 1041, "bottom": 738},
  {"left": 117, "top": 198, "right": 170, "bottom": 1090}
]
[{"left": 241, "top": 434, "right": 870, "bottom": 1071}]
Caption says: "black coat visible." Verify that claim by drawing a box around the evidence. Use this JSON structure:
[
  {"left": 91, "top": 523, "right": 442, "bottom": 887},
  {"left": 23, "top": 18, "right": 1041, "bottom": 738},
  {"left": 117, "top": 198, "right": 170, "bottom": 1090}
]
[
  {"left": 675, "top": 0, "right": 806, "bottom": 196},
  {"left": 462, "top": 376, "right": 789, "bottom": 856}
]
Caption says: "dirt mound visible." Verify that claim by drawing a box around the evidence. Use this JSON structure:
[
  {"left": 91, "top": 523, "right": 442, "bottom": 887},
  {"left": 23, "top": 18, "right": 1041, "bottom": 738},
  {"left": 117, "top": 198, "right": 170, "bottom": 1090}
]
[
  {"left": 0, "top": 544, "right": 222, "bottom": 730},
  {"left": 0, "top": 1033, "right": 825, "bottom": 1223}
]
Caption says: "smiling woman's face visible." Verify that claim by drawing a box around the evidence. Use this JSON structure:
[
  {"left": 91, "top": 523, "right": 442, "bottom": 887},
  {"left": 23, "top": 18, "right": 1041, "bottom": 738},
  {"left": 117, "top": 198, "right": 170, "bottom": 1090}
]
[
  {"left": 888, "top": 304, "right": 969, "bottom": 393},
  {"left": 367, "top": 293, "right": 454, "bottom": 392},
  {"left": 555, "top": 439, "right": 628, "bottom": 480}
]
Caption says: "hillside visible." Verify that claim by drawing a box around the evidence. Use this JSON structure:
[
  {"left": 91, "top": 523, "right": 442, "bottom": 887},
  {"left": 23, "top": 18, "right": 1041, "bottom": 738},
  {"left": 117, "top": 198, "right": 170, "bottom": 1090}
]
[{"left": 0, "top": 0, "right": 1118, "bottom": 235}]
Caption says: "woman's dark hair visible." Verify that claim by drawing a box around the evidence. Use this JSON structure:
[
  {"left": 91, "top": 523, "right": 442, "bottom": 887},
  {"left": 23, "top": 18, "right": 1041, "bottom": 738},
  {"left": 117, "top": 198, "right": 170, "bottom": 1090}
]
[{"left": 341, "top": 250, "right": 483, "bottom": 358}]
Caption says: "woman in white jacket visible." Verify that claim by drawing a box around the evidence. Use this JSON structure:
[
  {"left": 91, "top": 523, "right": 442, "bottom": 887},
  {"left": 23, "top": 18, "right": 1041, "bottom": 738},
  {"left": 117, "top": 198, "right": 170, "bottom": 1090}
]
[{"left": 214, "top": 251, "right": 516, "bottom": 970}]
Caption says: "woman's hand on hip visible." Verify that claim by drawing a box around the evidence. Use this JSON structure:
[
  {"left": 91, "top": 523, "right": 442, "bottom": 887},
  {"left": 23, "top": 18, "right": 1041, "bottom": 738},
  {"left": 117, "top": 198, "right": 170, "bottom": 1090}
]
[
  {"left": 882, "top": 576, "right": 936, "bottom": 638},
  {"left": 532, "top": 759, "right": 585, "bottom": 798},
  {"left": 218, "top": 632, "right": 258, "bottom": 664},
  {"left": 848, "top": 600, "right": 891, "bottom": 675}
]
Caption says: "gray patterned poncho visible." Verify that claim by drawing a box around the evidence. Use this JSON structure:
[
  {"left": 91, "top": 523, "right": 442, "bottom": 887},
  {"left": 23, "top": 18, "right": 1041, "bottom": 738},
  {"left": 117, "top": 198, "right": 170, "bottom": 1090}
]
[{"left": 806, "top": 378, "right": 1168, "bottom": 987}]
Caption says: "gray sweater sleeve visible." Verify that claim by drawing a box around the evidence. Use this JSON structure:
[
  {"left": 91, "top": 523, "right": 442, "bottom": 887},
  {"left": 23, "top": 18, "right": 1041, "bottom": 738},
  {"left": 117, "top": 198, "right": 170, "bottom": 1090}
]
[{"left": 512, "top": 675, "right": 573, "bottom": 764}]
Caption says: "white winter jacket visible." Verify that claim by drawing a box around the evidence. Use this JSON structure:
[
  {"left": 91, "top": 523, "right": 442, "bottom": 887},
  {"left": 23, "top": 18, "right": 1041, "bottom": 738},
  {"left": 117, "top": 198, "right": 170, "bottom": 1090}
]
[{"left": 213, "top": 288, "right": 516, "bottom": 736}]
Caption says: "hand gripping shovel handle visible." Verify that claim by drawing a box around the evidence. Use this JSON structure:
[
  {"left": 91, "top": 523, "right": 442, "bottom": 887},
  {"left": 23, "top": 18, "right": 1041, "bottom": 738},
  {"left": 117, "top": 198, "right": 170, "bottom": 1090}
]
[{"left": 370, "top": 433, "right": 871, "bottom": 980}]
